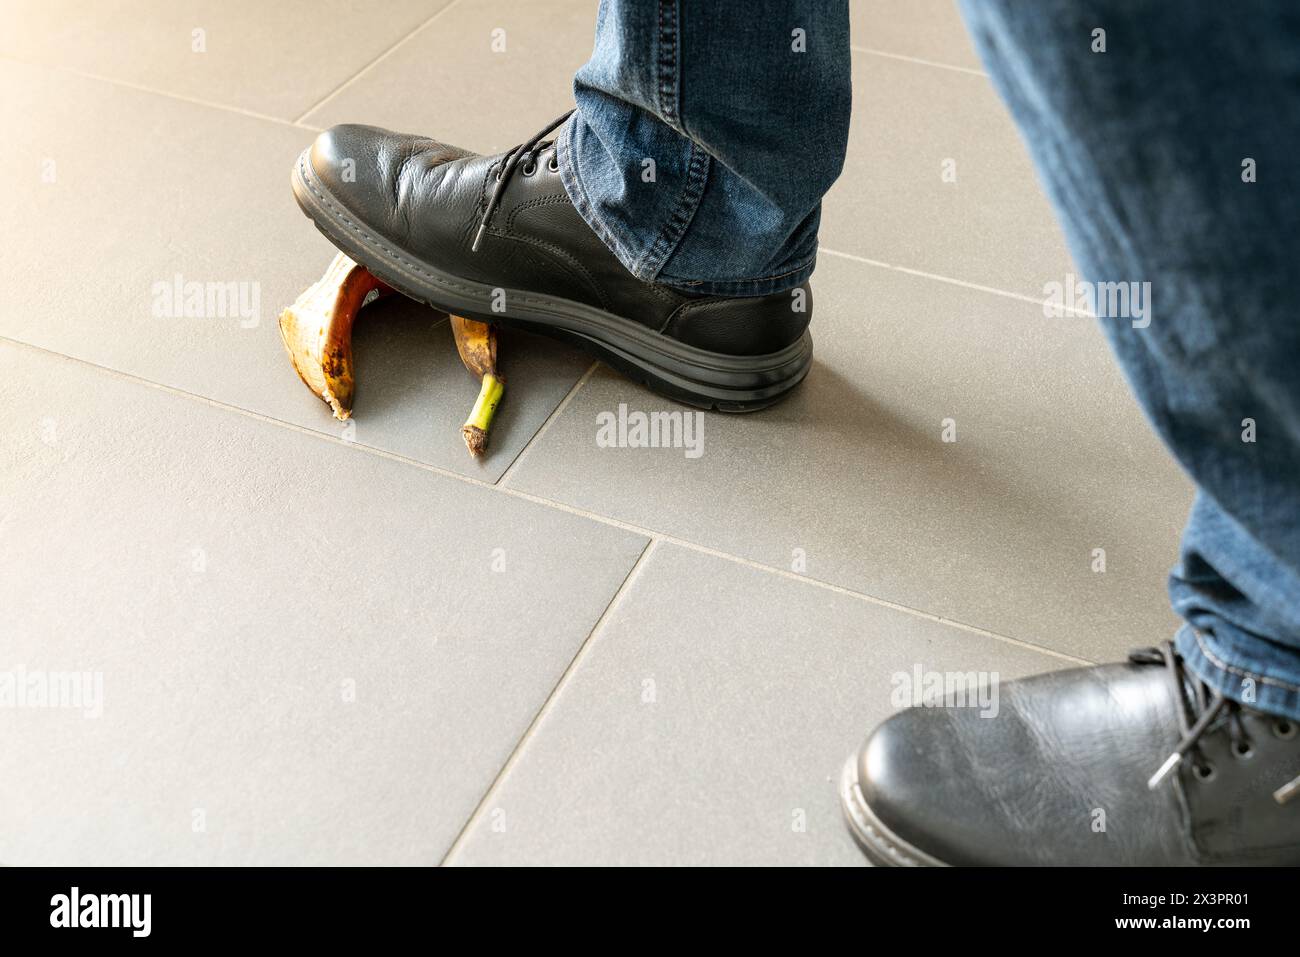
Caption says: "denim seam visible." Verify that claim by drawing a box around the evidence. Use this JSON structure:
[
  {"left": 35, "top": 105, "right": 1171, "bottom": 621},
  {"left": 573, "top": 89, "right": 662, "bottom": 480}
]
[
  {"left": 557, "top": 120, "right": 653, "bottom": 279},
  {"left": 636, "top": 140, "right": 711, "bottom": 278},
  {"left": 656, "top": 0, "right": 679, "bottom": 128},
  {"left": 1190, "top": 627, "right": 1300, "bottom": 693},
  {"left": 624, "top": 0, "right": 714, "bottom": 278},
  {"left": 658, "top": 268, "right": 815, "bottom": 297},
  {"left": 661, "top": 253, "right": 818, "bottom": 289}
]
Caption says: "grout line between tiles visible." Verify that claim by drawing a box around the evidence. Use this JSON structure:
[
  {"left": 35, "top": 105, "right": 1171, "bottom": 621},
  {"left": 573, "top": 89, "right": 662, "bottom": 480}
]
[
  {"left": 0, "top": 337, "right": 1092, "bottom": 668},
  {"left": 439, "top": 537, "right": 659, "bottom": 865},
  {"left": 496, "top": 361, "right": 599, "bottom": 486},
  {"left": 500, "top": 478, "right": 1090, "bottom": 665},
  {"left": 0, "top": 54, "right": 322, "bottom": 131},
  {"left": 851, "top": 45, "right": 988, "bottom": 78},
  {"left": 818, "top": 247, "right": 1095, "bottom": 318},
  {"left": 292, "top": 0, "right": 466, "bottom": 124}
]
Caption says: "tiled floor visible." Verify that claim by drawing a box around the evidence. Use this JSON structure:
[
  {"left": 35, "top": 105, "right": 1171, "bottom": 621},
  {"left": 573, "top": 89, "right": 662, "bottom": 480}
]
[{"left": 0, "top": 0, "right": 1194, "bottom": 866}]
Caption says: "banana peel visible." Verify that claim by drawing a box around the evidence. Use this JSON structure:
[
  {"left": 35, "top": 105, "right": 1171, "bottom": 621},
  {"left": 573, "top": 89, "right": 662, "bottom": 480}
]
[
  {"left": 449, "top": 315, "right": 504, "bottom": 457},
  {"left": 279, "top": 253, "right": 506, "bottom": 458},
  {"left": 278, "top": 252, "right": 393, "bottom": 420}
]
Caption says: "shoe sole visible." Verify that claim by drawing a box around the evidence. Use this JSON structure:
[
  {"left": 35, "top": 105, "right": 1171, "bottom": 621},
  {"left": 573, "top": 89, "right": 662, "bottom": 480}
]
[
  {"left": 839, "top": 756, "right": 948, "bottom": 867},
  {"left": 292, "top": 150, "right": 813, "bottom": 412}
]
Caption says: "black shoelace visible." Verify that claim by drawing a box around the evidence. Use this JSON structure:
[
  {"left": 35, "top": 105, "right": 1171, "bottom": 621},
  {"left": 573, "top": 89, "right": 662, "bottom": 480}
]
[
  {"left": 1136, "top": 641, "right": 1300, "bottom": 804},
  {"left": 471, "top": 109, "right": 576, "bottom": 253}
]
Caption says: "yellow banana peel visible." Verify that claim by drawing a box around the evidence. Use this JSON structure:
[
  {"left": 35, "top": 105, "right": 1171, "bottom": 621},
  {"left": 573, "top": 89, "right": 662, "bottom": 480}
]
[
  {"left": 449, "top": 315, "right": 505, "bottom": 457},
  {"left": 279, "top": 255, "right": 506, "bottom": 458},
  {"left": 277, "top": 252, "right": 391, "bottom": 420}
]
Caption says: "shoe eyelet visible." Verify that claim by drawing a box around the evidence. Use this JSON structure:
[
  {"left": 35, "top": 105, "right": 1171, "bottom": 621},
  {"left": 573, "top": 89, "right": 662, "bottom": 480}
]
[
  {"left": 1233, "top": 741, "right": 1254, "bottom": 759},
  {"left": 1194, "top": 762, "right": 1217, "bottom": 782},
  {"left": 1274, "top": 720, "right": 1297, "bottom": 740},
  {"left": 548, "top": 156, "right": 560, "bottom": 173},
  {"left": 521, "top": 161, "right": 537, "bottom": 177}
]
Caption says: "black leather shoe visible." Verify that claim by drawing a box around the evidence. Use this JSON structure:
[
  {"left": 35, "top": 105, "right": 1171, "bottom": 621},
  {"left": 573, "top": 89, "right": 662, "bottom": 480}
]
[
  {"left": 841, "top": 642, "right": 1300, "bottom": 865},
  {"left": 291, "top": 111, "right": 813, "bottom": 410}
]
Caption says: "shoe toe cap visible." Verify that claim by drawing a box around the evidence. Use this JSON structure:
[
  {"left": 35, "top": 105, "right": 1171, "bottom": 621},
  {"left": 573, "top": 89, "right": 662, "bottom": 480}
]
[
  {"left": 306, "top": 124, "right": 399, "bottom": 201},
  {"left": 301, "top": 124, "right": 480, "bottom": 234},
  {"left": 852, "top": 662, "right": 1195, "bottom": 866},
  {"left": 856, "top": 705, "right": 982, "bottom": 864}
]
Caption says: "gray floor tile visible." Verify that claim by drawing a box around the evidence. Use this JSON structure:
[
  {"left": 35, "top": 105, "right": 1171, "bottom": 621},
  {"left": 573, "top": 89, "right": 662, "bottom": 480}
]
[
  {"left": 447, "top": 543, "right": 1071, "bottom": 866},
  {"left": 0, "top": 58, "right": 590, "bottom": 481},
  {"left": 0, "top": 0, "right": 448, "bottom": 121},
  {"left": 0, "top": 342, "right": 647, "bottom": 865},
  {"left": 851, "top": 0, "right": 986, "bottom": 72},
  {"left": 504, "top": 253, "right": 1194, "bottom": 663},
  {"left": 303, "top": 0, "right": 598, "bottom": 151},
  {"left": 821, "top": 53, "right": 1074, "bottom": 299}
]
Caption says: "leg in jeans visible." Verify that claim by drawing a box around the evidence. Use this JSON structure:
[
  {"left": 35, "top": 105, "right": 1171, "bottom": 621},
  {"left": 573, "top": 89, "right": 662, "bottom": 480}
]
[
  {"left": 560, "top": 0, "right": 852, "bottom": 297},
  {"left": 843, "top": 2, "right": 1300, "bottom": 866},
  {"left": 961, "top": 0, "right": 1300, "bottom": 718}
]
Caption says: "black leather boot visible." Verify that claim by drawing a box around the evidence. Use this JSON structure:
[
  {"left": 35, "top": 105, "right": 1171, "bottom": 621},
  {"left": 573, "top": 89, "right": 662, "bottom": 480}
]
[
  {"left": 292, "top": 111, "right": 813, "bottom": 410},
  {"left": 841, "top": 642, "right": 1300, "bottom": 865}
]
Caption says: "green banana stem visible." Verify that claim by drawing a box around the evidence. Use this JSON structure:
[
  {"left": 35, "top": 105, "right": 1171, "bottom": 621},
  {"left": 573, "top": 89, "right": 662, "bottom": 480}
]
[{"left": 461, "top": 372, "right": 504, "bottom": 457}]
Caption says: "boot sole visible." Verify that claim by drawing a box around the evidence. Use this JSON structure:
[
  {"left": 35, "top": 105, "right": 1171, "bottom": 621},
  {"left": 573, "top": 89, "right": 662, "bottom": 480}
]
[
  {"left": 839, "top": 756, "right": 948, "bottom": 867},
  {"left": 292, "top": 150, "right": 812, "bottom": 412}
]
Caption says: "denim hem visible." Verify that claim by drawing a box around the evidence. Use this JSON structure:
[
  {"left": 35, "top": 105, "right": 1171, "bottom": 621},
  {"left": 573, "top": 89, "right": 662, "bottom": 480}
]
[
  {"left": 655, "top": 255, "right": 818, "bottom": 297},
  {"left": 559, "top": 116, "right": 813, "bottom": 297},
  {"left": 1177, "top": 624, "right": 1300, "bottom": 721},
  {"left": 635, "top": 138, "right": 710, "bottom": 278},
  {"left": 556, "top": 119, "right": 651, "bottom": 283}
]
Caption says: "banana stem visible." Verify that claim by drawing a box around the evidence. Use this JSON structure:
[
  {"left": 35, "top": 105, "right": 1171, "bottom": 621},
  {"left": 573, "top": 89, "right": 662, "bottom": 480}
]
[{"left": 461, "top": 373, "right": 505, "bottom": 456}]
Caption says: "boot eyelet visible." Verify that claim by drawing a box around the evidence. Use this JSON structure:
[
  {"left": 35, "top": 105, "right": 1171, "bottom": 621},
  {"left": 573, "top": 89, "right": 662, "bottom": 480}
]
[
  {"left": 548, "top": 156, "right": 560, "bottom": 173},
  {"left": 1233, "top": 741, "right": 1254, "bottom": 759},
  {"left": 1274, "top": 720, "right": 1297, "bottom": 740},
  {"left": 521, "top": 161, "right": 537, "bottom": 177},
  {"left": 1194, "top": 763, "right": 1217, "bottom": 782}
]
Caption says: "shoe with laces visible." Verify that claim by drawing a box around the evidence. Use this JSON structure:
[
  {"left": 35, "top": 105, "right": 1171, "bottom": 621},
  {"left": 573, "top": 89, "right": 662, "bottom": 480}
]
[
  {"left": 291, "top": 111, "right": 813, "bottom": 411},
  {"left": 841, "top": 642, "right": 1300, "bottom": 865}
]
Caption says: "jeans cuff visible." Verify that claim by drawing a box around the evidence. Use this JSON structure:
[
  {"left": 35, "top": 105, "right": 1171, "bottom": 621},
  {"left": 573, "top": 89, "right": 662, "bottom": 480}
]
[
  {"left": 556, "top": 117, "right": 653, "bottom": 286},
  {"left": 557, "top": 115, "right": 818, "bottom": 298},
  {"left": 656, "top": 255, "right": 818, "bottom": 298},
  {"left": 1176, "top": 623, "right": 1300, "bottom": 722}
]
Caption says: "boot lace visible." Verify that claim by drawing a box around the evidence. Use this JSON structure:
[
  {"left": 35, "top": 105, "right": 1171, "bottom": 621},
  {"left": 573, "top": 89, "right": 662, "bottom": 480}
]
[
  {"left": 1135, "top": 641, "right": 1299, "bottom": 804},
  {"left": 471, "top": 109, "right": 575, "bottom": 253}
]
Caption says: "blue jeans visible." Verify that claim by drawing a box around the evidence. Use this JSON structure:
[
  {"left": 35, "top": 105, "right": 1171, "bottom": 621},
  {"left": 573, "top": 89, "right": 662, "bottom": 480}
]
[
  {"left": 557, "top": 0, "right": 851, "bottom": 296},
  {"left": 957, "top": 0, "right": 1300, "bottom": 720},
  {"left": 559, "top": 1, "right": 1300, "bottom": 719}
]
